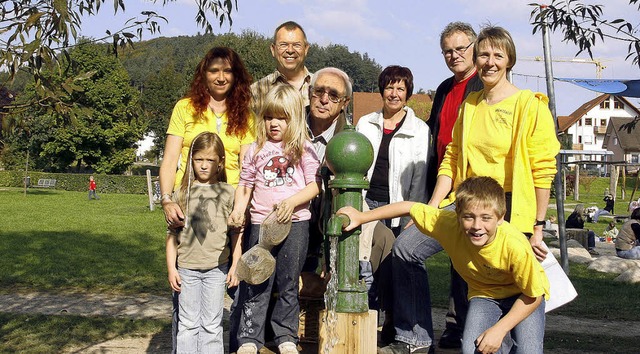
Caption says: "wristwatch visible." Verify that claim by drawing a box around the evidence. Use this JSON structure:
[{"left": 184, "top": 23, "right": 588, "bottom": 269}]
[{"left": 534, "top": 219, "right": 546, "bottom": 227}]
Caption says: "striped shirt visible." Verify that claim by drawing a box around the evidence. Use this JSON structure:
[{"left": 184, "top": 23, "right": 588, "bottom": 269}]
[{"left": 251, "top": 68, "right": 312, "bottom": 114}]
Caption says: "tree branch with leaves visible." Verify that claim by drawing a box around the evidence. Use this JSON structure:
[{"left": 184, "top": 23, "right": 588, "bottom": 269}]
[
  {"left": 530, "top": 0, "right": 640, "bottom": 67},
  {"left": 0, "top": 0, "right": 236, "bottom": 116}
]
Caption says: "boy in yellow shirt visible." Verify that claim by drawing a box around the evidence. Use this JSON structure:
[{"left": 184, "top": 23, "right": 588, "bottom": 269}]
[{"left": 338, "top": 176, "right": 549, "bottom": 354}]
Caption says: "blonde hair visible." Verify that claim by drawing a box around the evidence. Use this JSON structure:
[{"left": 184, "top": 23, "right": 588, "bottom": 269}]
[
  {"left": 176, "top": 132, "right": 226, "bottom": 224},
  {"left": 254, "top": 84, "right": 309, "bottom": 165},
  {"left": 455, "top": 176, "right": 507, "bottom": 218}
]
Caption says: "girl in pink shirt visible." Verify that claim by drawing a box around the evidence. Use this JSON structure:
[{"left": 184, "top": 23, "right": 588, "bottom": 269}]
[{"left": 230, "top": 84, "right": 321, "bottom": 354}]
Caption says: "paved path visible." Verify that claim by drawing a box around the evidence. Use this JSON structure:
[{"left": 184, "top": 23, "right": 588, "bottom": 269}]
[{"left": 0, "top": 243, "right": 633, "bottom": 353}]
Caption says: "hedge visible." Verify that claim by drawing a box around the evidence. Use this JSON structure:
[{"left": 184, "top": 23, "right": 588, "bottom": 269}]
[{"left": 0, "top": 170, "right": 156, "bottom": 194}]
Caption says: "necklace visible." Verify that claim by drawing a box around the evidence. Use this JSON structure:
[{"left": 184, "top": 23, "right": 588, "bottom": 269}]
[{"left": 211, "top": 109, "right": 225, "bottom": 134}]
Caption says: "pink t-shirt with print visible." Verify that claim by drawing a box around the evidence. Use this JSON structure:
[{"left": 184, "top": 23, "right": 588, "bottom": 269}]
[{"left": 239, "top": 140, "right": 320, "bottom": 224}]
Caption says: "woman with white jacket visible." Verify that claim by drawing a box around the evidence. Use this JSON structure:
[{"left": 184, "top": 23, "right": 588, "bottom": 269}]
[{"left": 356, "top": 65, "right": 430, "bottom": 235}]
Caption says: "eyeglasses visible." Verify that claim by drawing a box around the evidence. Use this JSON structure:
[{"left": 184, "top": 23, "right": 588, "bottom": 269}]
[
  {"left": 442, "top": 42, "right": 474, "bottom": 58},
  {"left": 275, "top": 41, "right": 306, "bottom": 52},
  {"left": 311, "top": 87, "right": 346, "bottom": 104}
]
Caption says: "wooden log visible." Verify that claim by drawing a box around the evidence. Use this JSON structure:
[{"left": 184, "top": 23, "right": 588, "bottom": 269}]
[{"left": 318, "top": 310, "right": 377, "bottom": 354}]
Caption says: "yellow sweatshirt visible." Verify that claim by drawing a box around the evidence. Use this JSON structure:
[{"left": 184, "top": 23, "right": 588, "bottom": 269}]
[{"left": 439, "top": 89, "right": 560, "bottom": 233}]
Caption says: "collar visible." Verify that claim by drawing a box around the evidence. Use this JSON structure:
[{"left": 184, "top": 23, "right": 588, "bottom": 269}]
[
  {"left": 269, "top": 67, "right": 312, "bottom": 85},
  {"left": 307, "top": 113, "right": 338, "bottom": 144}
]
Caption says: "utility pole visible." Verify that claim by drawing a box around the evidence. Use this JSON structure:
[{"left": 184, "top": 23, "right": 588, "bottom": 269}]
[{"left": 540, "top": 4, "right": 570, "bottom": 273}]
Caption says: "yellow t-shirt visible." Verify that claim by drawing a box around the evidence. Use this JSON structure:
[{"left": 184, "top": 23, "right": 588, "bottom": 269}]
[
  {"left": 167, "top": 98, "right": 256, "bottom": 188},
  {"left": 410, "top": 203, "right": 549, "bottom": 300},
  {"left": 466, "top": 93, "right": 517, "bottom": 192}
]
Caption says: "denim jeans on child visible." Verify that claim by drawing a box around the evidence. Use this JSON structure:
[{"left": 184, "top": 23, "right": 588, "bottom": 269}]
[
  {"left": 463, "top": 295, "right": 545, "bottom": 354},
  {"left": 177, "top": 264, "right": 228, "bottom": 354},
  {"left": 391, "top": 224, "right": 444, "bottom": 347},
  {"left": 237, "top": 221, "right": 309, "bottom": 349}
]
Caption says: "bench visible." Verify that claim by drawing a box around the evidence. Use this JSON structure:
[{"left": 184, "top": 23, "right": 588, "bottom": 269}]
[
  {"left": 613, "top": 215, "right": 629, "bottom": 223},
  {"left": 33, "top": 179, "right": 57, "bottom": 188}
]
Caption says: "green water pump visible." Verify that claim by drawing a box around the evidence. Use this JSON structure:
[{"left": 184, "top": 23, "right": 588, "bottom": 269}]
[{"left": 324, "top": 125, "right": 374, "bottom": 313}]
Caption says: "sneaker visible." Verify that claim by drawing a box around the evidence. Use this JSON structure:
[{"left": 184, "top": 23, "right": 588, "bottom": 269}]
[
  {"left": 438, "top": 328, "right": 462, "bottom": 349},
  {"left": 588, "top": 248, "right": 600, "bottom": 256},
  {"left": 237, "top": 343, "right": 258, "bottom": 354},
  {"left": 377, "top": 341, "right": 433, "bottom": 354},
  {"left": 278, "top": 341, "right": 299, "bottom": 354}
]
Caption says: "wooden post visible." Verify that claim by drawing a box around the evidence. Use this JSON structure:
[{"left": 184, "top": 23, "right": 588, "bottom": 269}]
[
  {"left": 562, "top": 168, "right": 567, "bottom": 200},
  {"left": 318, "top": 310, "right": 377, "bottom": 354},
  {"left": 611, "top": 166, "right": 619, "bottom": 200},
  {"left": 146, "top": 169, "right": 154, "bottom": 211},
  {"left": 574, "top": 165, "right": 580, "bottom": 201},
  {"left": 621, "top": 166, "right": 626, "bottom": 200}
]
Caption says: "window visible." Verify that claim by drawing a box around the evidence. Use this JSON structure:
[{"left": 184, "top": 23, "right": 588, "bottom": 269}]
[
  {"left": 614, "top": 98, "right": 624, "bottom": 109},
  {"left": 585, "top": 118, "right": 593, "bottom": 126},
  {"left": 600, "top": 99, "right": 611, "bottom": 109},
  {"left": 632, "top": 154, "right": 639, "bottom": 163},
  {"left": 614, "top": 137, "right": 618, "bottom": 145},
  {"left": 578, "top": 119, "right": 583, "bottom": 126},
  {"left": 584, "top": 135, "right": 593, "bottom": 144},
  {"left": 578, "top": 136, "right": 583, "bottom": 143},
  {"left": 600, "top": 119, "right": 607, "bottom": 126}
]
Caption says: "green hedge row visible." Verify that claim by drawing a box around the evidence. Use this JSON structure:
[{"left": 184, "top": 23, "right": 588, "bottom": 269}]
[{"left": 0, "top": 170, "right": 157, "bottom": 194}]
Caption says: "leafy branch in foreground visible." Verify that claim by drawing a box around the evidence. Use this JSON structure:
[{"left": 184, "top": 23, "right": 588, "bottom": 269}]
[
  {"left": 529, "top": 0, "right": 640, "bottom": 67},
  {"left": 0, "top": 0, "right": 236, "bottom": 118}
]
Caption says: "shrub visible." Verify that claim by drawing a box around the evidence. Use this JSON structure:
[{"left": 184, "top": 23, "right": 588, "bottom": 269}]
[{"left": 0, "top": 171, "right": 154, "bottom": 194}]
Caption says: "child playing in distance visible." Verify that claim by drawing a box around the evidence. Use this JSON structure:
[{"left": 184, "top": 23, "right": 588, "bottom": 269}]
[
  {"left": 338, "top": 176, "right": 549, "bottom": 354},
  {"left": 229, "top": 84, "right": 321, "bottom": 354},
  {"left": 166, "top": 132, "right": 241, "bottom": 354},
  {"left": 88, "top": 175, "right": 99, "bottom": 200}
]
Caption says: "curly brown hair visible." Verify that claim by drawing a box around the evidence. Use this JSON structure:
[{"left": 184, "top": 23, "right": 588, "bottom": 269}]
[{"left": 186, "top": 47, "right": 253, "bottom": 138}]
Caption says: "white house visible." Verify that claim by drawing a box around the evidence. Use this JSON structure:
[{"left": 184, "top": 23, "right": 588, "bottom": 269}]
[{"left": 558, "top": 94, "right": 640, "bottom": 164}]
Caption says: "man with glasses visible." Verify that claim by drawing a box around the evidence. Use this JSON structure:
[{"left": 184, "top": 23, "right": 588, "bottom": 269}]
[
  {"left": 251, "top": 21, "right": 312, "bottom": 114},
  {"left": 380, "top": 22, "right": 482, "bottom": 354},
  {"left": 427, "top": 22, "right": 482, "bottom": 350}
]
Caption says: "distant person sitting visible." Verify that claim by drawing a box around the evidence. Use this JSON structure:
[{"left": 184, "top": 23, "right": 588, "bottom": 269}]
[
  {"left": 566, "top": 204, "right": 599, "bottom": 255},
  {"left": 603, "top": 221, "right": 619, "bottom": 241},
  {"left": 615, "top": 208, "right": 640, "bottom": 260},
  {"left": 592, "top": 194, "right": 614, "bottom": 222},
  {"left": 88, "top": 176, "right": 100, "bottom": 200}
]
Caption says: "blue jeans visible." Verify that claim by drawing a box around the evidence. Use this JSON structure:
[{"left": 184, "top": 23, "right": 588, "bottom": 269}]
[
  {"left": 177, "top": 264, "right": 228, "bottom": 354},
  {"left": 391, "top": 224, "right": 443, "bottom": 346},
  {"left": 463, "top": 295, "right": 545, "bottom": 354},
  {"left": 617, "top": 245, "right": 640, "bottom": 259},
  {"left": 237, "top": 221, "right": 309, "bottom": 348},
  {"left": 592, "top": 209, "right": 611, "bottom": 222},
  {"left": 365, "top": 197, "right": 401, "bottom": 236}
]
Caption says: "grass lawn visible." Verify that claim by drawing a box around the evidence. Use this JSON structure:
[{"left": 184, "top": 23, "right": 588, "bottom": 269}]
[
  {"left": 0, "top": 187, "right": 168, "bottom": 295},
  {"left": 1, "top": 185, "right": 640, "bottom": 352}
]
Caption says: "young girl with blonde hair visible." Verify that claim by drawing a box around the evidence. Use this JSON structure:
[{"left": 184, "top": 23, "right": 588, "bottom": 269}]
[{"left": 230, "top": 84, "right": 321, "bottom": 354}]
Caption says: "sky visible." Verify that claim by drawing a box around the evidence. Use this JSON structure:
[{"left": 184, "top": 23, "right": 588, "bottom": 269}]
[{"left": 81, "top": 0, "right": 640, "bottom": 116}]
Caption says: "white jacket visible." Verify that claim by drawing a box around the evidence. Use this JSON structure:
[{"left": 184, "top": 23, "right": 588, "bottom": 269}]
[{"left": 356, "top": 106, "right": 430, "bottom": 228}]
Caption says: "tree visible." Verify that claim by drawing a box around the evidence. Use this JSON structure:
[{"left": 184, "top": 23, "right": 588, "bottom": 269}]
[
  {"left": 2, "top": 41, "right": 145, "bottom": 173},
  {"left": 0, "top": 0, "right": 236, "bottom": 116},
  {"left": 530, "top": 0, "right": 640, "bottom": 67}
]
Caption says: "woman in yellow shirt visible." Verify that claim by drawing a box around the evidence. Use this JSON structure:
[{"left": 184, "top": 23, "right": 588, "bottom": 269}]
[{"left": 160, "top": 46, "right": 256, "bottom": 228}]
